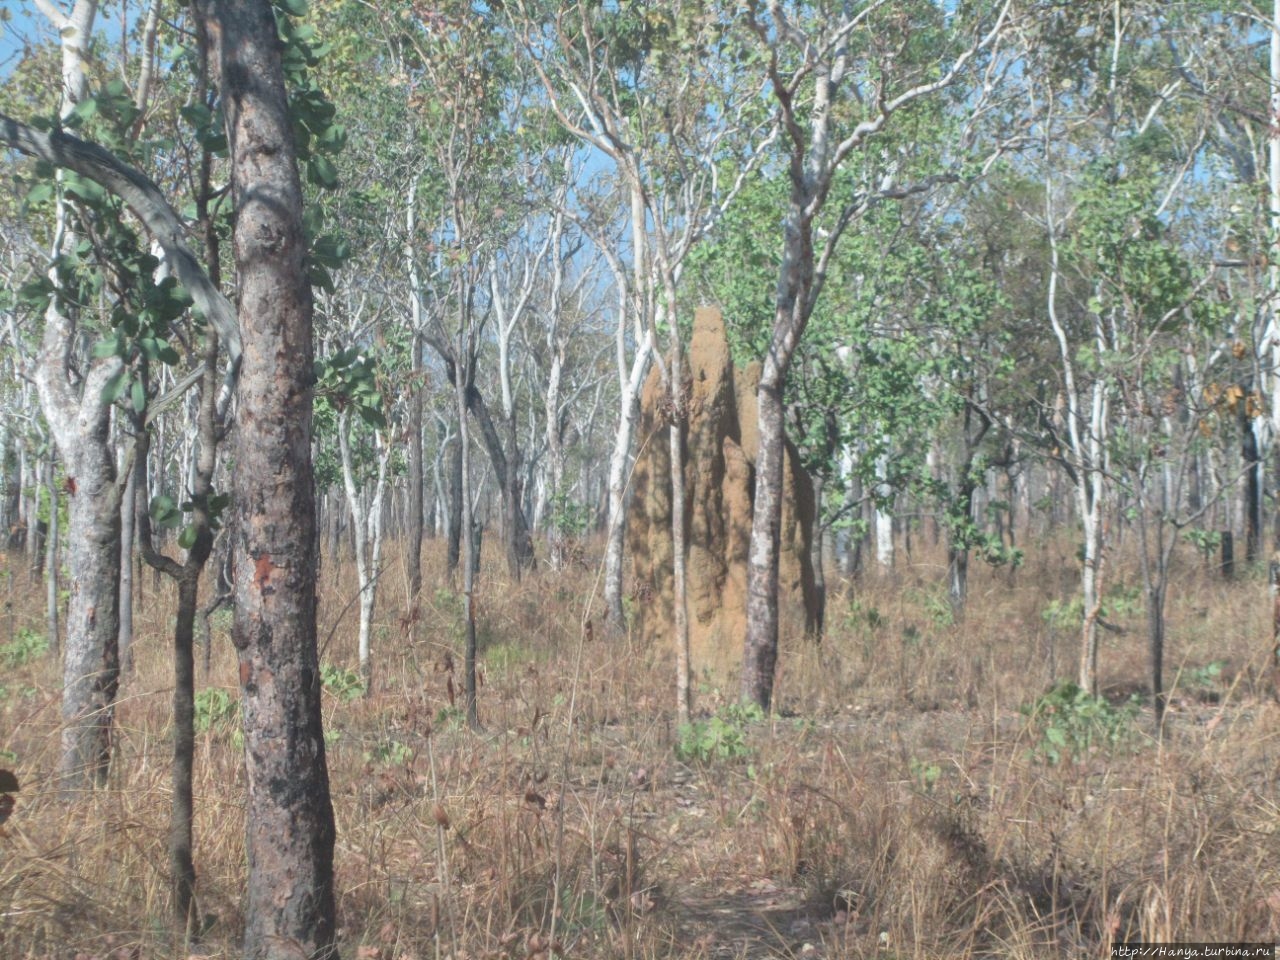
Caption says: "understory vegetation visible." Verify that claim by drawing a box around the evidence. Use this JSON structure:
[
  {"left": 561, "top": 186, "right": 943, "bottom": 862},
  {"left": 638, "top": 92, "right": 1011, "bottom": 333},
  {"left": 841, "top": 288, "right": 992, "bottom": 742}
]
[{"left": 1, "top": 535, "right": 1276, "bottom": 959}]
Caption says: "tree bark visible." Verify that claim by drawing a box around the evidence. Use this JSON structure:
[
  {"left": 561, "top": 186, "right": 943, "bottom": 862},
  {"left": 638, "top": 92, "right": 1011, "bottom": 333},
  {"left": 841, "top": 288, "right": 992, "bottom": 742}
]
[
  {"left": 45, "top": 453, "right": 60, "bottom": 659},
  {"left": 47, "top": 375, "right": 122, "bottom": 793},
  {"left": 743, "top": 375, "right": 787, "bottom": 710},
  {"left": 405, "top": 180, "right": 425, "bottom": 599},
  {"left": 446, "top": 420, "right": 462, "bottom": 577},
  {"left": 406, "top": 336, "right": 425, "bottom": 600},
  {"left": 200, "top": 1, "right": 338, "bottom": 954},
  {"left": 118, "top": 445, "right": 136, "bottom": 673}
]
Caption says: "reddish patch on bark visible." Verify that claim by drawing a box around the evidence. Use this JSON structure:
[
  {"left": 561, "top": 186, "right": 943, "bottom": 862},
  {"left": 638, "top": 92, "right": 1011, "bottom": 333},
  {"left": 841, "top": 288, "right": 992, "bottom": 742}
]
[
  {"left": 64, "top": 477, "right": 77, "bottom": 496},
  {"left": 253, "top": 554, "right": 278, "bottom": 592},
  {"left": 240, "top": 661, "right": 252, "bottom": 687}
]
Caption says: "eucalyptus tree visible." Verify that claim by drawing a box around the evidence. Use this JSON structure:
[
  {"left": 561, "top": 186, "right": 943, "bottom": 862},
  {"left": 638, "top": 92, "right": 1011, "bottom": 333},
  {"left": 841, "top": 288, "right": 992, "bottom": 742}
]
[
  {"left": 26, "top": 0, "right": 121, "bottom": 793},
  {"left": 738, "top": 0, "right": 1015, "bottom": 709},
  {"left": 1017, "top": 0, "right": 1211, "bottom": 697},
  {"left": 513, "top": 2, "right": 775, "bottom": 722},
  {"left": 0, "top": 0, "right": 242, "bottom": 792},
  {"left": 1164, "top": 3, "right": 1277, "bottom": 554}
]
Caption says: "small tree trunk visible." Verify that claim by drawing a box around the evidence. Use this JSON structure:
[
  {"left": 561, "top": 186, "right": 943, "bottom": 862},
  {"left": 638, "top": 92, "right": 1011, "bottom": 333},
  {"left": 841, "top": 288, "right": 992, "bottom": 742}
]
[
  {"left": 743, "top": 376, "right": 787, "bottom": 710},
  {"left": 1244, "top": 410, "right": 1263, "bottom": 563},
  {"left": 44, "top": 455, "right": 59, "bottom": 657},
  {"left": 446, "top": 428, "right": 463, "bottom": 578},
  {"left": 56, "top": 421, "right": 122, "bottom": 792},
  {"left": 118, "top": 447, "right": 137, "bottom": 673},
  {"left": 406, "top": 181, "right": 426, "bottom": 599},
  {"left": 455, "top": 351, "right": 480, "bottom": 730},
  {"left": 603, "top": 336, "right": 653, "bottom": 631},
  {"left": 407, "top": 355, "right": 425, "bottom": 600},
  {"left": 668, "top": 358, "right": 691, "bottom": 725}
]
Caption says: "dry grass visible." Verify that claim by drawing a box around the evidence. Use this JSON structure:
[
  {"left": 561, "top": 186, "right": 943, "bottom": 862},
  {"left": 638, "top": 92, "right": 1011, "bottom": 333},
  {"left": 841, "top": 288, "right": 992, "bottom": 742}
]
[{"left": 1, "top": 532, "right": 1279, "bottom": 959}]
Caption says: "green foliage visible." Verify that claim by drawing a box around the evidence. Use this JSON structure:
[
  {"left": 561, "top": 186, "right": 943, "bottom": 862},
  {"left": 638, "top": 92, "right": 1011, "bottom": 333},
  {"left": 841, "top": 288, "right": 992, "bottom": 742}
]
[
  {"left": 1042, "top": 584, "right": 1141, "bottom": 630},
  {"left": 314, "top": 346, "right": 387, "bottom": 429},
  {"left": 1183, "top": 528, "right": 1222, "bottom": 563},
  {"left": 675, "top": 702, "right": 765, "bottom": 764},
  {"left": 320, "top": 663, "right": 365, "bottom": 702},
  {"left": 905, "top": 585, "right": 955, "bottom": 629},
  {"left": 434, "top": 705, "right": 467, "bottom": 730},
  {"left": 149, "top": 489, "right": 231, "bottom": 551},
  {"left": 194, "top": 688, "right": 240, "bottom": 735},
  {"left": 909, "top": 757, "right": 943, "bottom": 794},
  {"left": 842, "top": 597, "right": 885, "bottom": 633},
  {"left": 1020, "top": 682, "right": 1141, "bottom": 765},
  {"left": 1181, "top": 660, "right": 1225, "bottom": 693},
  {"left": 0, "top": 629, "right": 47, "bottom": 668},
  {"left": 365, "top": 739, "right": 413, "bottom": 767},
  {"left": 547, "top": 491, "right": 591, "bottom": 538}
]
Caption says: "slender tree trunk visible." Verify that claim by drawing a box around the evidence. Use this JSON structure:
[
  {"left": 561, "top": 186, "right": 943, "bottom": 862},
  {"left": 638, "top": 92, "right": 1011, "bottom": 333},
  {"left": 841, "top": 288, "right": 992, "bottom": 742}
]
[
  {"left": 446, "top": 423, "right": 462, "bottom": 577},
  {"left": 201, "top": 1, "right": 338, "bottom": 954},
  {"left": 874, "top": 450, "right": 894, "bottom": 573},
  {"left": 45, "top": 454, "right": 59, "bottom": 658},
  {"left": 405, "top": 180, "right": 425, "bottom": 600},
  {"left": 743, "top": 374, "right": 787, "bottom": 710},
  {"left": 667, "top": 348, "right": 691, "bottom": 725},
  {"left": 1244, "top": 410, "right": 1263, "bottom": 563},
  {"left": 118, "top": 446, "right": 136, "bottom": 673},
  {"left": 603, "top": 338, "right": 652, "bottom": 630},
  {"left": 339, "top": 412, "right": 389, "bottom": 696},
  {"left": 170, "top": 566, "right": 199, "bottom": 936},
  {"left": 407, "top": 338, "right": 425, "bottom": 600},
  {"left": 455, "top": 349, "right": 480, "bottom": 730}
]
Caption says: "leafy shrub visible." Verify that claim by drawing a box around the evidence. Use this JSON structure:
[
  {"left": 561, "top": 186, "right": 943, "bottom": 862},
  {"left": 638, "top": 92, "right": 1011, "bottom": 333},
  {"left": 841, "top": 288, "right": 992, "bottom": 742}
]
[
  {"left": 1020, "top": 681, "right": 1141, "bottom": 765},
  {"left": 321, "top": 663, "right": 365, "bottom": 702},
  {"left": 0, "top": 629, "right": 47, "bottom": 668},
  {"left": 365, "top": 739, "right": 413, "bottom": 766},
  {"left": 194, "top": 688, "right": 239, "bottom": 735},
  {"left": 675, "top": 702, "right": 765, "bottom": 764}
]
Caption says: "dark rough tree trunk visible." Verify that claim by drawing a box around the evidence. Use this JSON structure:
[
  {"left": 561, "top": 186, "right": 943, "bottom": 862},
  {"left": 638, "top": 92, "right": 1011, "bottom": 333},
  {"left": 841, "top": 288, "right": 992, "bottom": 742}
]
[
  {"left": 135, "top": 262, "right": 225, "bottom": 937},
  {"left": 446, "top": 422, "right": 462, "bottom": 577},
  {"left": 463, "top": 379, "right": 535, "bottom": 575},
  {"left": 1244, "top": 408, "right": 1262, "bottom": 563},
  {"left": 200, "top": 1, "right": 338, "bottom": 955}
]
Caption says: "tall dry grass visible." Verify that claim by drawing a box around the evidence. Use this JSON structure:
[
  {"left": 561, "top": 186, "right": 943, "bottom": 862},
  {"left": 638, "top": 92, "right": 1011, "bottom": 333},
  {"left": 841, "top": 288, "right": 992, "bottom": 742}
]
[{"left": 0, "top": 530, "right": 1277, "bottom": 958}]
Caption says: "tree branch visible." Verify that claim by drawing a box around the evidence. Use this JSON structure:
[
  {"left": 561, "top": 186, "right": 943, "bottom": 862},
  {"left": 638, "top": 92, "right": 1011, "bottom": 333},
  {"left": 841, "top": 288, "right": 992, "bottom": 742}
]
[{"left": 0, "top": 111, "right": 241, "bottom": 373}]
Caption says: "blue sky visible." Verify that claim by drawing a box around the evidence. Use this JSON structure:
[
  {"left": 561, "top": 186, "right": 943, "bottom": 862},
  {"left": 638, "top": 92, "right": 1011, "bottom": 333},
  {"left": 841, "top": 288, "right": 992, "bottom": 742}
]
[{"left": 0, "top": 2, "right": 48, "bottom": 78}]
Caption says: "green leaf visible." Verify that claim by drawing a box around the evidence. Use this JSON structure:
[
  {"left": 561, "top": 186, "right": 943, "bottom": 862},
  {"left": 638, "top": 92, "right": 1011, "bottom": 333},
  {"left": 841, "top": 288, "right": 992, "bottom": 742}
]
[
  {"left": 131, "top": 379, "right": 147, "bottom": 414},
  {"left": 25, "top": 181, "right": 54, "bottom": 206},
  {"left": 16, "top": 277, "right": 54, "bottom": 308},
  {"left": 63, "top": 174, "right": 106, "bottom": 205},
  {"left": 279, "top": 0, "right": 308, "bottom": 16},
  {"left": 178, "top": 525, "right": 198, "bottom": 550},
  {"left": 92, "top": 334, "right": 121, "bottom": 359},
  {"left": 307, "top": 156, "right": 339, "bottom": 189},
  {"left": 101, "top": 368, "right": 128, "bottom": 404},
  {"left": 68, "top": 97, "right": 98, "bottom": 124}
]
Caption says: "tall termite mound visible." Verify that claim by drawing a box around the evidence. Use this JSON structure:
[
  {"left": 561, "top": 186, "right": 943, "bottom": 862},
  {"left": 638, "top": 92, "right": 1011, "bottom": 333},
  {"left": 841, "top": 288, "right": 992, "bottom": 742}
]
[{"left": 628, "top": 307, "right": 819, "bottom": 694}]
